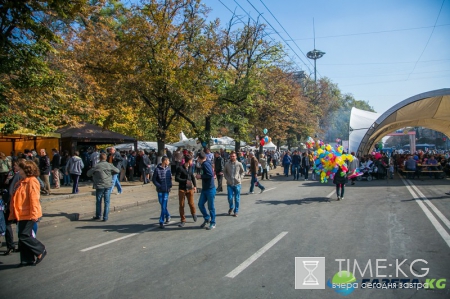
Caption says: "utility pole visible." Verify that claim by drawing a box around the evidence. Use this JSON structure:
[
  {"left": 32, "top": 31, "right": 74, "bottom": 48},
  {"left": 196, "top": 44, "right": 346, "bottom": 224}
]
[{"left": 307, "top": 19, "right": 325, "bottom": 82}]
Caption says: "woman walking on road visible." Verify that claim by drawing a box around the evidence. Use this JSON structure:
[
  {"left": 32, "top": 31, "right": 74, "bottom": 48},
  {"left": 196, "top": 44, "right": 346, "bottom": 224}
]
[
  {"left": 333, "top": 166, "right": 348, "bottom": 201},
  {"left": 8, "top": 160, "right": 47, "bottom": 267}
]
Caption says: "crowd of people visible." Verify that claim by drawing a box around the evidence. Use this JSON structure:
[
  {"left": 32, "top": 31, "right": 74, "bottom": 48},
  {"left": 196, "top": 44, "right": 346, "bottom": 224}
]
[{"left": 1, "top": 146, "right": 450, "bottom": 267}]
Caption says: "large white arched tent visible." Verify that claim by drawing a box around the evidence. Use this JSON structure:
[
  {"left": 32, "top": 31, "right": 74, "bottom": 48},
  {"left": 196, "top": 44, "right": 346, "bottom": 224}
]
[
  {"left": 351, "top": 88, "right": 450, "bottom": 156},
  {"left": 349, "top": 108, "right": 381, "bottom": 154}
]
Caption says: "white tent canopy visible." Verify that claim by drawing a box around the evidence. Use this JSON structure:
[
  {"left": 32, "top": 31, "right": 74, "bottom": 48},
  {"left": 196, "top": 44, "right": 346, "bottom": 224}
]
[
  {"left": 349, "top": 107, "right": 381, "bottom": 154},
  {"left": 263, "top": 141, "right": 277, "bottom": 150},
  {"left": 115, "top": 141, "right": 176, "bottom": 152},
  {"left": 171, "top": 131, "right": 200, "bottom": 149}
]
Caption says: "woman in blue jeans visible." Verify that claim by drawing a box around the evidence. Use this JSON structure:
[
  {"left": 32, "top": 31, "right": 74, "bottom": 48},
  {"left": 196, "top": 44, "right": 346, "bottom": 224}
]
[{"left": 152, "top": 156, "right": 172, "bottom": 228}]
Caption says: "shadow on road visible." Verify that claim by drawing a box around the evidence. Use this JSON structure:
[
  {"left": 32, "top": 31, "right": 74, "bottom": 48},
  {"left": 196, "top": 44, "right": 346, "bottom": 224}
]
[
  {"left": 255, "top": 197, "right": 331, "bottom": 206},
  {"left": 43, "top": 212, "right": 80, "bottom": 221}
]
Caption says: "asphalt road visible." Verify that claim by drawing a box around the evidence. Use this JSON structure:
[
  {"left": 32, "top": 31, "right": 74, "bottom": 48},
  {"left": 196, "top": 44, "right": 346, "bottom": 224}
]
[{"left": 1, "top": 175, "right": 450, "bottom": 299}]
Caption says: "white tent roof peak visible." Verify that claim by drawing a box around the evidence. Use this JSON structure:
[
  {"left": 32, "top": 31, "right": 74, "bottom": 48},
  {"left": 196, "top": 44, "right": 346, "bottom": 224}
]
[{"left": 179, "top": 131, "right": 188, "bottom": 141}]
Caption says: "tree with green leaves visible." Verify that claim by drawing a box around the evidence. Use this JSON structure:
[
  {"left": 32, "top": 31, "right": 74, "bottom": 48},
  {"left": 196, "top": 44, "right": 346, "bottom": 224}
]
[{"left": 0, "top": 0, "right": 86, "bottom": 133}]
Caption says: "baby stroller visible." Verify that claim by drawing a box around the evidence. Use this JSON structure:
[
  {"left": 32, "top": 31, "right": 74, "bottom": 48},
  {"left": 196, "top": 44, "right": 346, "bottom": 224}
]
[{"left": 357, "top": 164, "right": 375, "bottom": 181}]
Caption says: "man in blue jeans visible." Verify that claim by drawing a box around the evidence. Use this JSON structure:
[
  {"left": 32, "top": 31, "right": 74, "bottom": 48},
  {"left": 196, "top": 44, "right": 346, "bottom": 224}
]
[
  {"left": 291, "top": 150, "right": 301, "bottom": 180},
  {"left": 248, "top": 152, "right": 265, "bottom": 194},
  {"left": 152, "top": 156, "right": 172, "bottom": 228},
  {"left": 196, "top": 151, "right": 216, "bottom": 230},
  {"left": 87, "top": 153, "right": 120, "bottom": 221},
  {"left": 223, "top": 151, "right": 245, "bottom": 217},
  {"left": 282, "top": 152, "right": 292, "bottom": 177}
]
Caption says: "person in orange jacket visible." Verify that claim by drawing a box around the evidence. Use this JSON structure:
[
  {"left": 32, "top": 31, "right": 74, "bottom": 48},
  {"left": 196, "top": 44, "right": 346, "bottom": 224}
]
[{"left": 9, "top": 160, "right": 47, "bottom": 267}]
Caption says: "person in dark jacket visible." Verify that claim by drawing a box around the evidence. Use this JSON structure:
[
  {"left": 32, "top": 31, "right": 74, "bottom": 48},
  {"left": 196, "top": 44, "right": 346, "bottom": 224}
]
[
  {"left": 66, "top": 151, "right": 84, "bottom": 194},
  {"left": 333, "top": 166, "right": 348, "bottom": 201},
  {"left": 107, "top": 147, "right": 123, "bottom": 194},
  {"left": 195, "top": 151, "right": 216, "bottom": 230},
  {"left": 301, "top": 152, "right": 311, "bottom": 181},
  {"left": 51, "top": 149, "right": 61, "bottom": 189},
  {"left": 152, "top": 156, "right": 172, "bottom": 228},
  {"left": 60, "top": 150, "right": 71, "bottom": 186},
  {"left": 175, "top": 155, "right": 197, "bottom": 227},
  {"left": 138, "top": 150, "right": 151, "bottom": 184},
  {"left": 38, "top": 149, "right": 51, "bottom": 195},
  {"left": 214, "top": 151, "right": 224, "bottom": 192},
  {"left": 291, "top": 150, "right": 301, "bottom": 180},
  {"left": 87, "top": 153, "right": 120, "bottom": 221},
  {"left": 3, "top": 159, "right": 22, "bottom": 255},
  {"left": 127, "top": 151, "right": 136, "bottom": 181}
]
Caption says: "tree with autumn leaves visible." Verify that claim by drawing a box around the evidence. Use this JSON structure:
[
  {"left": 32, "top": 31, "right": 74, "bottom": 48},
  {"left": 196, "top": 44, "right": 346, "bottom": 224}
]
[{"left": 0, "top": 0, "right": 362, "bottom": 155}]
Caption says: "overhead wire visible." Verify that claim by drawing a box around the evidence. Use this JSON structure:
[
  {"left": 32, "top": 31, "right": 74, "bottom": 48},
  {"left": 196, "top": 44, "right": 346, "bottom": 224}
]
[
  {"left": 406, "top": 0, "right": 446, "bottom": 80},
  {"left": 258, "top": 0, "right": 315, "bottom": 70},
  {"left": 287, "top": 24, "right": 450, "bottom": 41},
  {"left": 241, "top": 0, "right": 314, "bottom": 74},
  {"left": 217, "top": 0, "right": 304, "bottom": 71}
]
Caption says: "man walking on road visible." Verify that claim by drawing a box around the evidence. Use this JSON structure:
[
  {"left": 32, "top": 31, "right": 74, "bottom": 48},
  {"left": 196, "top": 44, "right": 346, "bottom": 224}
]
[
  {"left": 87, "top": 153, "right": 120, "bottom": 221},
  {"left": 291, "top": 150, "right": 301, "bottom": 180},
  {"left": 196, "top": 151, "right": 217, "bottom": 230},
  {"left": 152, "top": 156, "right": 172, "bottom": 229},
  {"left": 248, "top": 152, "right": 265, "bottom": 194},
  {"left": 107, "top": 147, "right": 123, "bottom": 194},
  {"left": 175, "top": 155, "right": 197, "bottom": 227},
  {"left": 223, "top": 151, "right": 245, "bottom": 217}
]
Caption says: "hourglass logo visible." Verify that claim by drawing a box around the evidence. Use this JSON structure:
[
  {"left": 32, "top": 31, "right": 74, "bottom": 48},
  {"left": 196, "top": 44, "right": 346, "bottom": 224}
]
[{"left": 295, "top": 257, "right": 326, "bottom": 289}]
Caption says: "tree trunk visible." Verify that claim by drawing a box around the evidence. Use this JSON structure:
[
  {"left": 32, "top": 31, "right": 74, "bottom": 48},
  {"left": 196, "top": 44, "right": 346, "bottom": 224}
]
[
  {"left": 157, "top": 112, "right": 167, "bottom": 159},
  {"left": 234, "top": 126, "right": 240, "bottom": 153},
  {"left": 203, "top": 115, "right": 211, "bottom": 150}
]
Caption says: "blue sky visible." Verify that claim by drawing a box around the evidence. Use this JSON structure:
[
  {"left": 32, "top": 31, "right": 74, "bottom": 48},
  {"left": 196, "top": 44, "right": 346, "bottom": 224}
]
[{"left": 203, "top": 0, "right": 450, "bottom": 114}]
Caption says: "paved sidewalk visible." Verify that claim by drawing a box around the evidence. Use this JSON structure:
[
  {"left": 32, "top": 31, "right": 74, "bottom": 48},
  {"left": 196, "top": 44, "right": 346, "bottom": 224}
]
[{"left": 38, "top": 168, "right": 284, "bottom": 227}]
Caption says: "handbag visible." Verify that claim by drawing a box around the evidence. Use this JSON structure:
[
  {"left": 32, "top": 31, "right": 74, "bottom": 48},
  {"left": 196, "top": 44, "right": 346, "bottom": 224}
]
[{"left": 186, "top": 179, "right": 193, "bottom": 190}]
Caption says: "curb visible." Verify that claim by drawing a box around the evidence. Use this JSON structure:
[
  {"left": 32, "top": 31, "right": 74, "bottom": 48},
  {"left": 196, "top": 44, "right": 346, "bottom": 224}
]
[
  {"left": 38, "top": 171, "right": 276, "bottom": 228},
  {"left": 40, "top": 183, "right": 150, "bottom": 203}
]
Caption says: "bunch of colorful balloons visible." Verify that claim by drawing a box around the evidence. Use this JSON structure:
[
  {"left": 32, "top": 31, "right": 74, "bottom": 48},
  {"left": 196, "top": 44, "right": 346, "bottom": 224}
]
[
  {"left": 259, "top": 128, "right": 271, "bottom": 146},
  {"left": 312, "top": 143, "right": 354, "bottom": 183}
]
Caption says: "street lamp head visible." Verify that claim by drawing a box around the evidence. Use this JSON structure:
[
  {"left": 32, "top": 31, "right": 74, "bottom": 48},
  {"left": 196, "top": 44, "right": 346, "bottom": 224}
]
[{"left": 307, "top": 49, "right": 325, "bottom": 60}]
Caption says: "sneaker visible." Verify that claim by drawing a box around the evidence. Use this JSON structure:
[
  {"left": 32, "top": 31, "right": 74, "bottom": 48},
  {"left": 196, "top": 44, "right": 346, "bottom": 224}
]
[
  {"left": 233, "top": 213, "right": 238, "bottom": 217},
  {"left": 337, "top": 197, "right": 341, "bottom": 201},
  {"left": 206, "top": 223, "right": 216, "bottom": 230},
  {"left": 200, "top": 220, "right": 210, "bottom": 228},
  {"left": 260, "top": 189, "right": 265, "bottom": 194},
  {"left": 92, "top": 216, "right": 100, "bottom": 220},
  {"left": 192, "top": 214, "right": 198, "bottom": 222},
  {"left": 246, "top": 192, "right": 255, "bottom": 195},
  {"left": 228, "top": 209, "right": 233, "bottom": 215},
  {"left": 159, "top": 223, "right": 165, "bottom": 229},
  {"left": 341, "top": 197, "right": 344, "bottom": 200},
  {"left": 178, "top": 222, "right": 185, "bottom": 227},
  {"left": 164, "top": 217, "right": 171, "bottom": 224}
]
